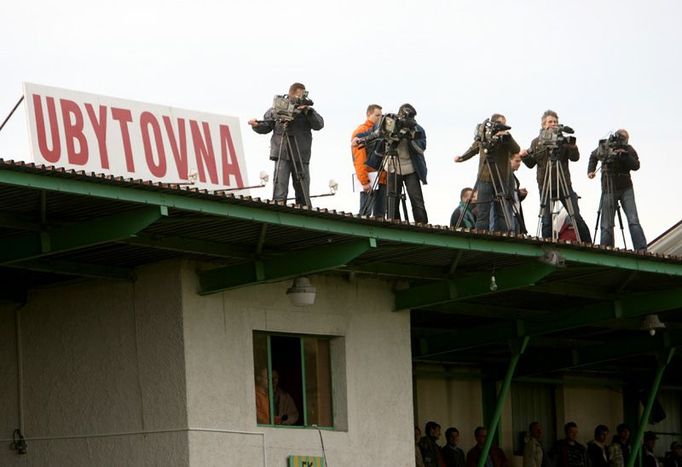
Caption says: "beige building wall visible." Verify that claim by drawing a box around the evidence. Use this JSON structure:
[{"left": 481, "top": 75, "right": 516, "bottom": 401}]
[
  {"left": 558, "top": 385, "right": 624, "bottom": 445},
  {"left": 0, "top": 262, "right": 189, "bottom": 467},
  {"left": 181, "top": 265, "right": 415, "bottom": 466}
]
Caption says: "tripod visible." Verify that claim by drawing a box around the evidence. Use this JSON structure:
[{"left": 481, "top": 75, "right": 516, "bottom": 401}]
[
  {"left": 271, "top": 118, "right": 312, "bottom": 208},
  {"left": 360, "top": 139, "right": 410, "bottom": 221},
  {"left": 536, "top": 149, "right": 583, "bottom": 242},
  {"left": 454, "top": 147, "right": 520, "bottom": 232},
  {"left": 592, "top": 164, "right": 627, "bottom": 248}
]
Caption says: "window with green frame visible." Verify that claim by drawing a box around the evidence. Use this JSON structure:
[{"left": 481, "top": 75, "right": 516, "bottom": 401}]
[{"left": 253, "top": 332, "right": 334, "bottom": 428}]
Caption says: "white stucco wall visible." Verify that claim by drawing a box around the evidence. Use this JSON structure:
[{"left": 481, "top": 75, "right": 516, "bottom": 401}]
[
  {"left": 180, "top": 265, "right": 415, "bottom": 467},
  {"left": 0, "top": 262, "right": 189, "bottom": 467}
]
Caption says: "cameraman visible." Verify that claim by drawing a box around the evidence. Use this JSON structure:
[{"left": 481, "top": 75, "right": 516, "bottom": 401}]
[
  {"left": 351, "top": 104, "right": 386, "bottom": 216},
  {"left": 366, "top": 103, "right": 428, "bottom": 224},
  {"left": 455, "top": 113, "right": 520, "bottom": 233},
  {"left": 248, "top": 82, "right": 324, "bottom": 206},
  {"left": 521, "top": 110, "right": 591, "bottom": 242},
  {"left": 587, "top": 129, "right": 646, "bottom": 251}
]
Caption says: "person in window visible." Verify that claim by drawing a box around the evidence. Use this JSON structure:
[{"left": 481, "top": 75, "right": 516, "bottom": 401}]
[
  {"left": 272, "top": 370, "right": 299, "bottom": 425},
  {"left": 255, "top": 367, "right": 270, "bottom": 424}
]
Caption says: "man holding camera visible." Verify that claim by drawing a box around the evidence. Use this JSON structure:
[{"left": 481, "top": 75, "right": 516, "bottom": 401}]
[
  {"left": 352, "top": 104, "right": 386, "bottom": 216},
  {"left": 248, "top": 82, "right": 324, "bottom": 207},
  {"left": 364, "top": 103, "right": 429, "bottom": 224},
  {"left": 521, "top": 110, "right": 591, "bottom": 242},
  {"left": 587, "top": 129, "right": 646, "bottom": 251},
  {"left": 455, "top": 113, "right": 520, "bottom": 233}
]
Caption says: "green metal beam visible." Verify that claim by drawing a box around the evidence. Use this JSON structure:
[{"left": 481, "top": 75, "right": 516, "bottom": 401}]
[
  {"left": 416, "top": 287, "right": 682, "bottom": 357},
  {"left": 124, "top": 234, "right": 253, "bottom": 260},
  {"left": 627, "top": 348, "right": 676, "bottom": 467},
  {"left": 478, "top": 337, "right": 530, "bottom": 467},
  {"left": 4, "top": 259, "right": 135, "bottom": 281},
  {"left": 346, "top": 262, "right": 448, "bottom": 280},
  {"left": 0, "top": 212, "right": 42, "bottom": 231},
  {"left": 527, "top": 282, "right": 617, "bottom": 300},
  {"left": 516, "top": 331, "right": 682, "bottom": 376},
  {"left": 0, "top": 206, "right": 166, "bottom": 264},
  {"left": 197, "top": 238, "right": 375, "bottom": 295},
  {"left": 2, "top": 169, "right": 682, "bottom": 276},
  {"left": 395, "top": 261, "right": 556, "bottom": 311}
]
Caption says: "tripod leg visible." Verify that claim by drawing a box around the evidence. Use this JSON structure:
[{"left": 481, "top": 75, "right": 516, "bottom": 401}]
[
  {"left": 288, "top": 134, "right": 312, "bottom": 208},
  {"left": 616, "top": 201, "right": 627, "bottom": 249}
]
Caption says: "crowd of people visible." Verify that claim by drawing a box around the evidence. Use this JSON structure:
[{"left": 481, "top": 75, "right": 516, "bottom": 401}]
[
  {"left": 414, "top": 421, "right": 682, "bottom": 467},
  {"left": 249, "top": 83, "right": 647, "bottom": 251}
]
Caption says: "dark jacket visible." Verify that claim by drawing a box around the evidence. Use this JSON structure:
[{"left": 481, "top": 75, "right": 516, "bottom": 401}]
[
  {"left": 459, "top": 135, "right": 520, "bottom": 185},
  {"left": 443, "top": 444, "right": 467, "bottom": 467},
  {"left": 549, "top": 439, "right": 588, "bottom": 467},
  {"left": 587, "top": 441, "right": 609, "bottom": 467},
  {"left": 513, "top": 174, "right": 527, "bottom": 234},
  {"left": 451, "top": 202, "right": 476, "bottom": 228},
  {"left": 419, "top": 436, "right": 442, "bottom": 467},
  {"left": 467, "top": 444, "right": 509, "bottom": 467},
  {"left": 587, "top": 144, "right": 640, "bottom": 191},
  {"left": 366, "top": 123, "right": 428, "bottom": 184},
  {"left": 251, "top": 107, "right": 324, "bottom": 163},
  {"left": 523, "top": 137, "right": 579, "bottom": 192}
]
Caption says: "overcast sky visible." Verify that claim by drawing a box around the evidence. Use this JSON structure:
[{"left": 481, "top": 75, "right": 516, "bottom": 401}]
[{"left": 2, "top": 0, "right": 681, "bottom": 244}]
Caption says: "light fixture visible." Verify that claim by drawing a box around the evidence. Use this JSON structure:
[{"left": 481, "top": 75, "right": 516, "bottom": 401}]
[
  {"left": 328, "top": 179, "right": 338, "bottom": 194},
  {"left": 287, "top": 277, "right": 316, "bottom": 306},
  {"left": 489, "top": 274, "right": 498, "bottom": 291},
  {"left": 640, "top": 314, "right": 666, "bottom": 336}
]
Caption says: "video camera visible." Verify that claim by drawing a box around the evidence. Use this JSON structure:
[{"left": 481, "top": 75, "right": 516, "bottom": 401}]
[
  {"left": 355, "top": 109, "right": 418, "bottom": 148},
  {"left": 537, "top": 125, "right": 576, "bottom": 149},
  {"left": 272, "top": 91, "right": 315, "bottom": 122},
  {"left": 474, "top": 118, "right": 511, "bottom": 152},
  {"left": 596, "top": 131, "right": 628, "bottom": 164}
]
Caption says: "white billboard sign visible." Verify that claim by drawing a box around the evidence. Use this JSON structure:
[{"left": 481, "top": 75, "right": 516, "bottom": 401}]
[{"left": 23, "top": 82, "right": 247, "bottom": 191}]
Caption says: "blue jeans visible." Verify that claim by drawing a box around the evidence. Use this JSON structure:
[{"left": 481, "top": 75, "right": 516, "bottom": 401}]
[
  {"left": 476, "top": 181, "right": 515, "bottom": 232},
  {"left": 273, "top": 160, "right": 310, "bottom": 206},
  {"left": 541, "top": 189, "right": 592, "bottom": 242},
  {"left": 600, "top": 186, "right": 647, "bottom": 250},
  {"left": 359, "top": 184, "right": 387, "bottom": 217}
]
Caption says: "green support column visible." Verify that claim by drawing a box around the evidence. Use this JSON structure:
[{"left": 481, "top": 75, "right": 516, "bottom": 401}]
[
  {"left": 477, "top": 336, "right": 530, "bottom": 467},
  {"left": 626, "top": 348, "right": 676, "bottom": 467}
]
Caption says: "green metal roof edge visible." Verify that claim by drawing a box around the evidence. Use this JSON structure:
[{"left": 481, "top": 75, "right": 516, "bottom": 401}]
[{"left": 2, "top": 167, "right": 681, "bottom": 276}]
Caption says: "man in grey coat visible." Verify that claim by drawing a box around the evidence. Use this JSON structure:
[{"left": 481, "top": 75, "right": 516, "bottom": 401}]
[{"left": 249, "top": 82, "right": 324, "bottom": 207}]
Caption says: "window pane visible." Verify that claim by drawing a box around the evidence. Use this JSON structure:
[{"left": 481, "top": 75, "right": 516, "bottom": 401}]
[
  {"left": 303, "top": 337, "right": 333, "bottom": 427},
  {"left": 253, "top": 333, "right": 271, "bottom": 425}
]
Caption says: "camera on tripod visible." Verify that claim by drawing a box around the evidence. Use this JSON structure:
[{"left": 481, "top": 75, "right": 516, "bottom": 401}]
[
  {"left": 595, "top": 131, "right": 628, "bottom": 164},
  {"left": 355, "top": 110, "right": 417, "bottom": 148},
  {"left": 272, "top": 91, "right": 314, "bottom": 122},
  {"left": 474, "top": 118, "right": 511, "bottom": 152}
]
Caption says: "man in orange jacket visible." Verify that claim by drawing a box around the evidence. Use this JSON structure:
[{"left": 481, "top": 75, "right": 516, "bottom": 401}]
[{"left": 352, "top": 104, "right": 386, "bottom": 216}]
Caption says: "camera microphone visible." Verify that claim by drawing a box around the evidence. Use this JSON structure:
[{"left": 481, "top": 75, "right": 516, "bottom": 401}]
[{"left": 560, "top": 125, "right": 575, "bottom": 134}]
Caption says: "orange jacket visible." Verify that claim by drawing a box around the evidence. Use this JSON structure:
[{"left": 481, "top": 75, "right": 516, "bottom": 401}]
[{"left": 352, "top": 119, "right": 386, "bottom": 187}]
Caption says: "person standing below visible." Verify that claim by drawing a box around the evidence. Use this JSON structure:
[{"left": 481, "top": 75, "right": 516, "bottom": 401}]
[
  {"left": 415, "top": 426, "right": 426, "bottom": 467},
  {"left": 419, "top": 421, "right": 443, "bottom": 467},
  {"left": 352, "top": 104, "right": 386, "bottom": 217},
  {"left": 664, "top": 441, "right": 682, "bottom": 467},
  {"left": 524, "top": 422, "right": 549, "bottom": 467},
  {"left": 587, "top": 425, "right": 610, "bottom": 467},
  {"left": 248, "top": 82, "right": 324, "bottom": 207},
  {"left": 609, "top": 424, "right": 632, "bottom": 467},
  {"left": 467, "top": 426, "right": 509, "bottom": 467},
  {"left": 520, "top": 110, "right": 591, "bottom": 242},
  {"left": 643, "top": 432, "right": 660, "bottom": 467},
  {"left": 443, "top": 427, "right": 467, "bottom": 467},
  {"left": 450, "top": 187, "right": 476, "bottom": 228},
  {"left": 549, "top": 422, "right": 588, "bottom": 467},
  {"left": 587, "top": 129, "right": 647, "bottom": 251},
  {"left": 455, "top": 113, "right": 520, "bottom": 233}
]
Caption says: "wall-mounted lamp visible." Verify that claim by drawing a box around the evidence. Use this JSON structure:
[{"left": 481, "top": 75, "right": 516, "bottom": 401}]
[
  {"left": 287, "top": 277, "right": 316, "bottom": 307},
  {"left": 640, "top": 314, "right": 666, "bottom": 336}
]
